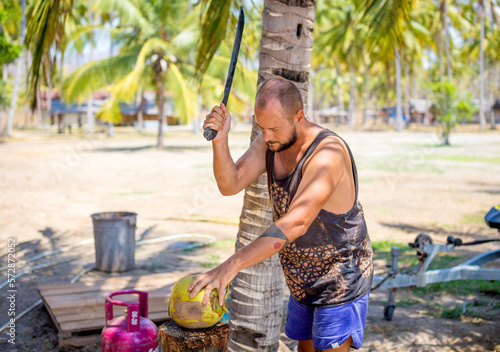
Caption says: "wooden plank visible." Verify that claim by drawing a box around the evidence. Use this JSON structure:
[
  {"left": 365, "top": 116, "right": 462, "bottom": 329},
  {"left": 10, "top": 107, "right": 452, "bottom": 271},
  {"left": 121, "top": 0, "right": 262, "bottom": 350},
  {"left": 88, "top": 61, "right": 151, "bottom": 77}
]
[
  {"left": 40, "top": 295, "right": 63, "bottom": 333},
  {"left": 38, "top": 271, "right": 186, "bottom": 335},
  {"left": 46, "top": 286, "right": 173, "bottom": 314},
  {"left": 38, "top": 271, "right": 185, "bottom": 296},
  {"left": 60, "top": 311, "right": 170, "bottom": 333},
  {"left": 54, "top": 299, "right": 170, "bottom": 323}
]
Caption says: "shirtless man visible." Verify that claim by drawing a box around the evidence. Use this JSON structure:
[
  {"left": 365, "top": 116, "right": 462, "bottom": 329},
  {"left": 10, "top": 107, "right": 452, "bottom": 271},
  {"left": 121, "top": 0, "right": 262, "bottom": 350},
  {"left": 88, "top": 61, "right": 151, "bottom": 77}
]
[{"left": 189, "top": 77, "right": 373, "bottom": 352}]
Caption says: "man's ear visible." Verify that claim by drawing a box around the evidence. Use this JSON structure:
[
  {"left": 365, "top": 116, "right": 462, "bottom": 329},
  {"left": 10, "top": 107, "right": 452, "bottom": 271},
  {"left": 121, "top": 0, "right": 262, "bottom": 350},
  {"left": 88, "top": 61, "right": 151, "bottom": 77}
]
[{"left": 295, "top": 109, "right": 305, "bottom": 123}]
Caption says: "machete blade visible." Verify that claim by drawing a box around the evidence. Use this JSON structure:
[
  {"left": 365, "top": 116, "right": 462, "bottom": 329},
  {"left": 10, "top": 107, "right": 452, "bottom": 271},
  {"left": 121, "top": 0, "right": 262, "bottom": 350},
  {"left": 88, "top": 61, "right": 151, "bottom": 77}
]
[{"left": 204, "top": 6, "right": 245, "bottom": 141}]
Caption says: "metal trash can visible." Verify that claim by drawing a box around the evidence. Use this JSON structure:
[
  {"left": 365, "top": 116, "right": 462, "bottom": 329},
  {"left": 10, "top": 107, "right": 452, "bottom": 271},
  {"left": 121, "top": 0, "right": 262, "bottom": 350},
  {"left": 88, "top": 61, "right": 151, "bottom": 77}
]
[{"left": 91, "top": 211, "right": 137, "bottom": 272}]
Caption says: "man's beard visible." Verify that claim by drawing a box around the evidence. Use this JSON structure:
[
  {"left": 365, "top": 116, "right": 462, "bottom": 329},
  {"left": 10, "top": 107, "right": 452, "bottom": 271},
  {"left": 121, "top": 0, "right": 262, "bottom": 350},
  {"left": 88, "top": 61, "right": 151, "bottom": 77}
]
[{"left": 267, "top": 125, "right": 298, "bottom": 152}]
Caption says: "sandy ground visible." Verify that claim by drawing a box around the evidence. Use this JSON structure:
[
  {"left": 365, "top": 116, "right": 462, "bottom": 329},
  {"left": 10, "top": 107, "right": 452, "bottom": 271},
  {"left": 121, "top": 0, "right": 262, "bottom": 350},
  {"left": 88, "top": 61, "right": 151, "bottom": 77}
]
[{"left": 0, "top": 124, "right": 499, "bottom": 351}]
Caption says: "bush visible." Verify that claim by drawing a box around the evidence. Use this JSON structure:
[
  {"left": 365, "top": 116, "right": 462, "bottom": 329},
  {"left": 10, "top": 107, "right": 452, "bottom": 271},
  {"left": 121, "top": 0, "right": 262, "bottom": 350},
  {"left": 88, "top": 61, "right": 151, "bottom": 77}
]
[{"left": 429, "top": 80, "right": 477, "bottom": 145}]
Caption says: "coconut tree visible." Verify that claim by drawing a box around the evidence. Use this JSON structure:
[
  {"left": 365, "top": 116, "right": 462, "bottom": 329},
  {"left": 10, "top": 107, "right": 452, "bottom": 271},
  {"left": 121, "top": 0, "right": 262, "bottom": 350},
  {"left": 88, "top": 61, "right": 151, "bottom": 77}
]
[
  {"left": 0, "top": 6, "right": 22, "bottom": 128},
  {"left": 62, "top": 0, "right": 196, "bottom": 147},
  {"left": 3, "top": 0, "right": 26, "bottom": 137},
  {"left": 23, "top": 0, "right": 72, "bottom": 124},
  {"left": 460, "top": 0, "right": 500, "bottom": 130},
  {"left": 316, "top": 0, "right": 366, "bottom": 129}
]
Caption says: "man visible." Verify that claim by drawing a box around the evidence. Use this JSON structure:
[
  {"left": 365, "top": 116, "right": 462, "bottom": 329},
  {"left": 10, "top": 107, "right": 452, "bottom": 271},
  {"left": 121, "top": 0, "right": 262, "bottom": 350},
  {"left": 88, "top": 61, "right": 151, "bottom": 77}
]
[{"left": 189, "top": 77, "right": 373, "bottom": 352}]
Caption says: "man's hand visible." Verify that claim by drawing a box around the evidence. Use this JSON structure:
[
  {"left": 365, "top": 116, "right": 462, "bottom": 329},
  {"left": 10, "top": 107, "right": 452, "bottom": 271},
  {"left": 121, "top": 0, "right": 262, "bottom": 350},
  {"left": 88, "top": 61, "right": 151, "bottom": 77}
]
[
  {"left": 188, "top": 260, "right": 237, "bottom": 307},
  {"left": 203, "top": 103, "right": 232, "bottom": 142}
]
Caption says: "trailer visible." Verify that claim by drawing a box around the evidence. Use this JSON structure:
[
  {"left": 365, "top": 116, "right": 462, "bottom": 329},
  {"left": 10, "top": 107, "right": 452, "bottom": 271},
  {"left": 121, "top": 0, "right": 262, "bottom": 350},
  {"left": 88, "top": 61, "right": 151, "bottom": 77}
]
[{"left": 371, "top": 205, "right": 500, "bottom": 320}]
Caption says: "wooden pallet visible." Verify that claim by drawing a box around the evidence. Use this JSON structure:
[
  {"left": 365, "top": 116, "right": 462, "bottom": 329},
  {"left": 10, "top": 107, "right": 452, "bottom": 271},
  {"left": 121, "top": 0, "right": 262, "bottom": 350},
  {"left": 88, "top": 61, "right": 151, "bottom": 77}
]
[{"left": 38, "top": 271, "right": 194, "bottom": 347}]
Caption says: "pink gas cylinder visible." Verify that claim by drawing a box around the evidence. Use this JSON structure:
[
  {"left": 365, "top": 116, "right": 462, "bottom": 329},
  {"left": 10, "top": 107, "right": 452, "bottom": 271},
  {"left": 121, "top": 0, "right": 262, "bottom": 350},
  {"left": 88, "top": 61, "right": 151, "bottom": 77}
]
[{"left": 101, "top": 290, "right": 159, "bottom": 352}]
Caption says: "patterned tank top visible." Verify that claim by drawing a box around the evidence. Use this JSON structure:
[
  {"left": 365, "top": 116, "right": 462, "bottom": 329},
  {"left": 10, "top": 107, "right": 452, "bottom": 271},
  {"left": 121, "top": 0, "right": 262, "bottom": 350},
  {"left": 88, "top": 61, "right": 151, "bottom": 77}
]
[{"left": 266, "top": 129, "right": 373, "bottom": 306}]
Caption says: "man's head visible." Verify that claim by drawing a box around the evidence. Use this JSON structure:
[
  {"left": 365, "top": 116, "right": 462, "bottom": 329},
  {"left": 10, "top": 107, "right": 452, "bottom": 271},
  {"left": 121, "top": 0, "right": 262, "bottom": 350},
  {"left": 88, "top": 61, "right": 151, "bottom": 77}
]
[{"left": 255, "top": 78, "right": 304, "bottom": 152}]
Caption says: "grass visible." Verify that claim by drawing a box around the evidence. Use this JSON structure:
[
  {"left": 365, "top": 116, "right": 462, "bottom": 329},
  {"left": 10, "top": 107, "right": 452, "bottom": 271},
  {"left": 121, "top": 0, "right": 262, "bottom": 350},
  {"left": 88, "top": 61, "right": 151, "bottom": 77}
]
[
  {"left": 396, "top": 298, "right": 421, "bottom": 308},
  {"left": 423, "top": 301, "right": 500, "bottom": 320},
  {"left": 371, "top": 240, "right": 418, "bottom": 266},
  {"left": 139, "top": 261, "right": 169, "bottom": 271},
  {"left": 413, "top": 279, "right": 500, "bottom": 296},
  {"left": 206, "top": 240, "right": 236, "bottom": 248},
  {"left": 459, "top": 213, "right": 486, "bottom": 225},
  {"left": 427, "top": 254, "right": 463, "bottom": 270},
  {"left": 198, "top": 253, "right": 222, "bottom": 268}
]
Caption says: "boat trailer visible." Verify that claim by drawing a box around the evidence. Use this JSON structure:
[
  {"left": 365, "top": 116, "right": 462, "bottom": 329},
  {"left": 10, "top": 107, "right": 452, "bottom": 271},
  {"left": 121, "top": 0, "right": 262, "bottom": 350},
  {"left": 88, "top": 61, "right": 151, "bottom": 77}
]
[{"left": 371, "top": 205, "right": 500, "bottom": 320}]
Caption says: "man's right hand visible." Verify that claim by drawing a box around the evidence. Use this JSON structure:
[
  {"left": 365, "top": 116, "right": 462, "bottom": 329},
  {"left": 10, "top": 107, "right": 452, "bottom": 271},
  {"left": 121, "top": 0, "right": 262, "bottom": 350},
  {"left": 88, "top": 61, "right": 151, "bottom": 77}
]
[{"left": 203, "top": 103, "right": 232, "bottom": 142}]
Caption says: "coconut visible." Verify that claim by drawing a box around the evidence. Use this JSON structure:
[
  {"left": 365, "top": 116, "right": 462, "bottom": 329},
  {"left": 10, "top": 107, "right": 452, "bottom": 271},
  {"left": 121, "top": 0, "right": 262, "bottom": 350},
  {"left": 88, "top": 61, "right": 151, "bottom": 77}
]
[{"left": 168, "top": 275, "right": 228, "bottom": 329}]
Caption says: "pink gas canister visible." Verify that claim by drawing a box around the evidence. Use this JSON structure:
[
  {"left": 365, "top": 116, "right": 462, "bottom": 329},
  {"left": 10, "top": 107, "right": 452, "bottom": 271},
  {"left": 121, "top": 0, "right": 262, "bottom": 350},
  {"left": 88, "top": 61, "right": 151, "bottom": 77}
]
[{"left": 101, "top": 290, "right": 159, "bottom": 352}]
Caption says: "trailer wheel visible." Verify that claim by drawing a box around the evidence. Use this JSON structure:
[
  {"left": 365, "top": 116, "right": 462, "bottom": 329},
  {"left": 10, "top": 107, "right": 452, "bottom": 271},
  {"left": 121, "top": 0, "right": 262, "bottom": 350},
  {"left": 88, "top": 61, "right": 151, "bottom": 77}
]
[{"left": 384, "top": 304, "right": 395, "bottom": 321}]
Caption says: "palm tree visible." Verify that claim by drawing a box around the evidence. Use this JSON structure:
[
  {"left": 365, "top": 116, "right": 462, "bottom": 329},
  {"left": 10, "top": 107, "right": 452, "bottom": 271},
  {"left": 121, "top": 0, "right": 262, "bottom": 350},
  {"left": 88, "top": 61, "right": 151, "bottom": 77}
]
[
  {"left": 460, "top": 0, "right": 499, "bottom": 130},
  {"left": 3, "top": 0, "right": 25, "bottom": 137},
  {"left": 316, "top": 1, "right": 365, "bottom": 129},
  {"left": 0, "top": 5, "right": 22, "bottom": 128},
  {"left": 63, "top": 0, "right": 196, "bottom": 147}
]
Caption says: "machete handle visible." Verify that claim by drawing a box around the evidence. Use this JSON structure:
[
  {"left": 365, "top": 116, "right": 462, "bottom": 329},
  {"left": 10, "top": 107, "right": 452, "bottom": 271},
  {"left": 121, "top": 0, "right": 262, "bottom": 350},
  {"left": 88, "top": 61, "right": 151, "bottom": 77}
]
[
  {"left": 204, "top": 127, "right": 218, "bottom": 141},
  {"left": 203, "top": 93, "right": 230, "bottom": 141}
]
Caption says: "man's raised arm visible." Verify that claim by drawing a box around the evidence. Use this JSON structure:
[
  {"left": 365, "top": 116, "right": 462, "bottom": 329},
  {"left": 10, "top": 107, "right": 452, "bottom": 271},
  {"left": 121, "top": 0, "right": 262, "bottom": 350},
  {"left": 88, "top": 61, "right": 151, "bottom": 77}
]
[{"left": 203, "top": 103, "right": 267, "bottom": 196}]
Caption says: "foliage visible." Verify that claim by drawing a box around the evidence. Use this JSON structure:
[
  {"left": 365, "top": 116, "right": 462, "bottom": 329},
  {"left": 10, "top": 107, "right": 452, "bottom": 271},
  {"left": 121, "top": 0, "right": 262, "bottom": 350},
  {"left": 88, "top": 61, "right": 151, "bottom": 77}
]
[
  {"left": 25, "top": 0, "right": 73, "bottom": 109},
  {"left": 0, "top": 9, "right": 22, "bottom": 109},
  {"left": 429, "top": 80, "right": 477, "bottom": 145}
]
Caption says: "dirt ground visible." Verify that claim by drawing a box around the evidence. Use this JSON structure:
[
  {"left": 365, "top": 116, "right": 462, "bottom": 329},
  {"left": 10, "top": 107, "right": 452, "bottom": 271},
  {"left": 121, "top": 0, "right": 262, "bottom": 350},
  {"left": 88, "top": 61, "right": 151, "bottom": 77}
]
[{"left": 0, "top": 124, "right": 499, "bottom": 351}]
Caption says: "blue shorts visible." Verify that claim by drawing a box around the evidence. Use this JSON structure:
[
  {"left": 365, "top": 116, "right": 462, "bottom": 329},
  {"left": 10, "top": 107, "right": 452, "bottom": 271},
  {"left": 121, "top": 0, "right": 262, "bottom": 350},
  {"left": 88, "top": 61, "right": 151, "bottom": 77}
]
[{"left": 285, "top": 293, "right": 369, "bottom": 350}]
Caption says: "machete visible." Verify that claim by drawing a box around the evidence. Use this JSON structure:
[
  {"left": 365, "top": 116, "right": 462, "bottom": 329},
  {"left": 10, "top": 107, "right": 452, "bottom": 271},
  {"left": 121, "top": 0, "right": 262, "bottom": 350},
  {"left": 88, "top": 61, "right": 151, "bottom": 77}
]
[{"left": 203, "top": 7, "right": 245, "bottom": 141}]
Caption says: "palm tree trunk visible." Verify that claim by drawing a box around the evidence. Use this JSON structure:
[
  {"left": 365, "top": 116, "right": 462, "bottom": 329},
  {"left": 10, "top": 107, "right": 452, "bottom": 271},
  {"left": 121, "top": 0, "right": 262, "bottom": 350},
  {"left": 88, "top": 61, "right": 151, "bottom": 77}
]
[
  {"left": 86, "top": 0, "right": 95, "bottom": 134},
  {"left": 157, "top": 82, "right": 165, "bottom": 148},
  {"left": 36, "top": 81, "right": 42, "bottom": 128},
  {"left": 228, "top": 1, "right": 316, "bottom": 351},
  {"left": 0, "top": 65, "right": 7, "bottom": 129},
  {"left": 4, "top": 0, "right": 26, "bottom": 137},
  {"left": 348, "top": 61, "right": 356, "bottom": 129},
  {"left": 394, "top": 45, "right": 403, "bottom": 131},
  {"left": 444, "top": 1, "right": 452, "bottom": 81},
  {"left": 335, "top": 60, "right": 345, "bottom": 123},
  {"left": 490, "top": 74, "right": 496, "bottom": 129},
  {"left": 404, "top": 55, "right": 411, "bottom": 126},
  {"left": 136, "top": 88, "right": 144, "bottom": 130},
  {"left": 194, "top": 92, "right": 202, "bottom": 134},
  {"left": 479, "top": 1, "right": 486, "bottom": 131},
  {"left": 363, "top": 60, "right": 370, "bottom": 128},
  {"left": 47, "top": 64, "right": 53, "bottom": 128},
  {"left": 58, "top": 52, "right": 65, "bottom": 129},
  {"left": 439, "top": 1, "right": 445, "bottom": 82}
]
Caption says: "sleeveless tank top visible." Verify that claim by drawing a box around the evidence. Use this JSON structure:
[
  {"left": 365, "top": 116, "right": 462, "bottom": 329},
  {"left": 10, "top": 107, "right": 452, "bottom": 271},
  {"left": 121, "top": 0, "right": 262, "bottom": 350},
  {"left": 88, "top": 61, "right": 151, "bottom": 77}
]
[{"left": 266, "top": 129, "right": 373, "bottom": 306}]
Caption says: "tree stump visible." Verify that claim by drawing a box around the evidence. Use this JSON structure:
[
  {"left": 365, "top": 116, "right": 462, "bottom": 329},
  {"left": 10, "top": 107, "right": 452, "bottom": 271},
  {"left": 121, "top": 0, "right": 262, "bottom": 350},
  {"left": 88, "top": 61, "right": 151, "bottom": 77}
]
[{"left": 159, "top": 318, "right": 230, "bottom": 352}]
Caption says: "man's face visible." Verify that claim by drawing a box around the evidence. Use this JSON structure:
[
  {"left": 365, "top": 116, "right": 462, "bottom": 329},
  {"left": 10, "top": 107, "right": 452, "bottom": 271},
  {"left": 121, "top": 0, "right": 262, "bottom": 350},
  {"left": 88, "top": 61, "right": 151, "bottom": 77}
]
[{"left": 255, "top": 99, "right": 298, "bottom": 152}]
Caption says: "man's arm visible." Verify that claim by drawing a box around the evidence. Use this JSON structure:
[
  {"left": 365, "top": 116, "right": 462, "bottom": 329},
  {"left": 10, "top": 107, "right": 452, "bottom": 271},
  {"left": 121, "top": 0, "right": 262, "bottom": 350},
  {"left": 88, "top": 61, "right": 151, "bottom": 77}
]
[
  {"left": 204, "top": 104, "right": 267, "bottom": 196},
  {"left": 188, "top": 138, "right": 346, "bottom": 306}
]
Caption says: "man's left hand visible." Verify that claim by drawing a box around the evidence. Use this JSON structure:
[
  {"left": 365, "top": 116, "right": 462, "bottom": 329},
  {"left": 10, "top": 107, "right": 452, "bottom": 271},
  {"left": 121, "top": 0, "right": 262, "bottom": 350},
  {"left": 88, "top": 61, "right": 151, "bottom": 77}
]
[{"left": 188, "top": 260, "right": 237, "bottom": 307}]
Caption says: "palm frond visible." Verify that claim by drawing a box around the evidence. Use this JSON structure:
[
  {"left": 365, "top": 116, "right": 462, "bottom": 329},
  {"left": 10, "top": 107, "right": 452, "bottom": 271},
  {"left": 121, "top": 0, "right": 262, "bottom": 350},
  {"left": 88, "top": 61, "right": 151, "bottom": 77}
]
[
  {"left": 97, "top": 95, "right": 122, "bottom": 123},
  {"left": 166, "top": 62, "right": 196, "bottom": 124},
  {"left": 63, "top": 51, "right": 138, "bottom": 103},
  {"left": 194, "top": 0, "right": 246, "bottom": 83},
  {"left": 94, "top": 0, "right": 154, "bottom": 37},
  {"left": 355, "top": 0, "right": 418, "bottom": 47},
  {"left": 25, "top": 0, "right": 72, "bottom": 109}
]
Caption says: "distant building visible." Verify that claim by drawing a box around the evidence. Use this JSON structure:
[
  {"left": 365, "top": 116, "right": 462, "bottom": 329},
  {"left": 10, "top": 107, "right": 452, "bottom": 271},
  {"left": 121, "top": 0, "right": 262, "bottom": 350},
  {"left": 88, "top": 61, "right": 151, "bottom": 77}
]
[{"left": 40, "top": 90, "right": 178, "bottom": 131}]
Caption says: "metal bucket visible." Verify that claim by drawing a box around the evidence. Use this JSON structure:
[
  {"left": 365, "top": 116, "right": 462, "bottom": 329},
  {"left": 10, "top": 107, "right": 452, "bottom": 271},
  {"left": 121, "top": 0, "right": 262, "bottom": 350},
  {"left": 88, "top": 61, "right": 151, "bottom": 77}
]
[{"left": 91, "top": 212, "right": 137, "bottom": 272}]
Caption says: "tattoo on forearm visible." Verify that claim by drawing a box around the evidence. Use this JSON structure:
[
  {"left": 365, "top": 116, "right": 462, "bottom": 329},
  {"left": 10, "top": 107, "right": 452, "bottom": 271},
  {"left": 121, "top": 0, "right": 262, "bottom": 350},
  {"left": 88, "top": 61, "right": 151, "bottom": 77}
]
[{"left": 258, "top": 224, "right": 290, "bottom": 250}]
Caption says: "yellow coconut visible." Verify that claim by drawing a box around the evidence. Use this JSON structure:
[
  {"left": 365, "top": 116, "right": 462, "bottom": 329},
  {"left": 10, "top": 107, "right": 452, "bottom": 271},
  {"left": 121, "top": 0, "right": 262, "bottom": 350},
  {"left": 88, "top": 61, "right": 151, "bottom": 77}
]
[{"left": 168, "top": 275, "right": 228, "bottom": 329}]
